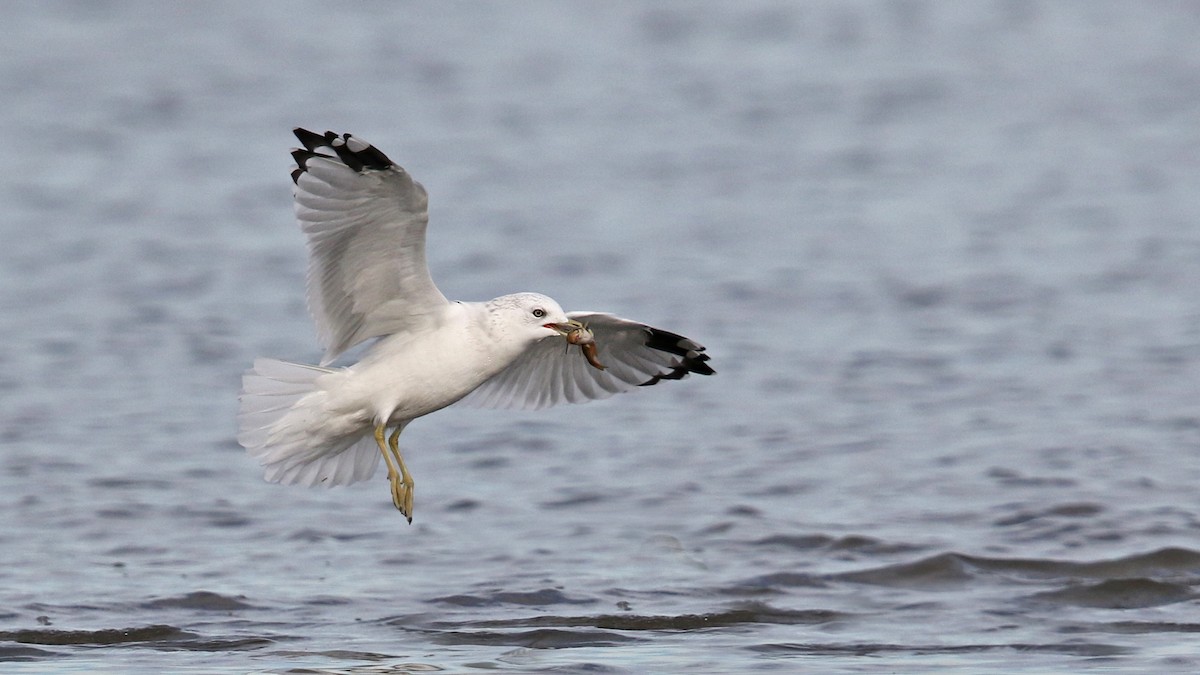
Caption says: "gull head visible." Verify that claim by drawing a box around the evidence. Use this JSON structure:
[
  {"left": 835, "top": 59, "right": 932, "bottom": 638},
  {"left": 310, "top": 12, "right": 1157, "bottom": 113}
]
[{"left": 487, "top": 292, "right": 573, "bottom": 343}]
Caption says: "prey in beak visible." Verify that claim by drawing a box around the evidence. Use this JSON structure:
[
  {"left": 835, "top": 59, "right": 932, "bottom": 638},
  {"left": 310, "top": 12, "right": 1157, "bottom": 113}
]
[{"left": 544, "top": 319, "right": 606, "bottom": 371}]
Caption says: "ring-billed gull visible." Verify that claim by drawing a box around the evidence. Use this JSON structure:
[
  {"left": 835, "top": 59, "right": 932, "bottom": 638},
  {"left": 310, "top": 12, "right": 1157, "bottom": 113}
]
[{"left": 237, "top": 129, "right": 714, "bottom": 522}]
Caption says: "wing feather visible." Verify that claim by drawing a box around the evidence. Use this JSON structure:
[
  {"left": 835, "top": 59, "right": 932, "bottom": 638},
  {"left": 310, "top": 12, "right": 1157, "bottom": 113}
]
[
  {"left": 458, "top": 312, "right": 714, "bottom": 411},
  {"left": 290, "top": 128, "right": 449, "bottom": 364}
]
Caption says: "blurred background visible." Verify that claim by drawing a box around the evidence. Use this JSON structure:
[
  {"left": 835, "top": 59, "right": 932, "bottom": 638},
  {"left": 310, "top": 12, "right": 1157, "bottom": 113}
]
[{"left": 2, "top": 2, "right": 1199, "bottom": 672}]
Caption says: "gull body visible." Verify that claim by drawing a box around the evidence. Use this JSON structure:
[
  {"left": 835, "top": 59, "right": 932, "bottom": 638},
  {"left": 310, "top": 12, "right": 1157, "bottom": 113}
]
[
  {"left": 336, "top": 295, "right": 570, "bottom": 426},
  {"left": 238, "top": 129, "right": 713, "bottom": 521}
]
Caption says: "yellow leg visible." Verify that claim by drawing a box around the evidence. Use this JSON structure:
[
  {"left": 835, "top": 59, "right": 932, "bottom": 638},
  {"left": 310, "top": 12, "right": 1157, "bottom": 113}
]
[
  {"left": 388, "top": 426, "right": 414, "bottom": 522},
  {"left": 374, "top": 425, "right": 414, "bottom": 523}
]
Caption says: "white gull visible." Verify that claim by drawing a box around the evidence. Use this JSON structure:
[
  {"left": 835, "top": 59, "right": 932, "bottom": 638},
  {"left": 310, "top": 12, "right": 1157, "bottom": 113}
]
[{"left": 237, "top": 129, "right": 713, "bottom": 522}]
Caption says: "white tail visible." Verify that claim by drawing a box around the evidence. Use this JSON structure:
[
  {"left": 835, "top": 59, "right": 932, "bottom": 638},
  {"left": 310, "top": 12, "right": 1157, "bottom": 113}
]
[{"left": 237, "top": 358, "right": 379, "bottom": 487}]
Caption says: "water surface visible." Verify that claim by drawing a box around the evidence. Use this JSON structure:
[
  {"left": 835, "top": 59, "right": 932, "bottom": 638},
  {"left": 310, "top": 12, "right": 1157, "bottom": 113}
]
[{"left": 3, "top": 2, "right": 1200, "bottom": 672}]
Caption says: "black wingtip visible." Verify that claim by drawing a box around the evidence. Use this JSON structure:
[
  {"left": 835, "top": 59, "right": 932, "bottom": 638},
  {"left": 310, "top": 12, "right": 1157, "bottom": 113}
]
[
  {"left": 291, "top": 128, "right": 396, "bottom": 182},
  {"left": 332, "top": 132, "right": 395, "bottom": 171},
  {"left": 639, "top": 327, "right": 715, "bottom": 387},
  {"left": 290, "top": 147, "right": 334, "bottom": 184},
  {"left": 293, "top": 127, "right": 327, "bottom": 151}
]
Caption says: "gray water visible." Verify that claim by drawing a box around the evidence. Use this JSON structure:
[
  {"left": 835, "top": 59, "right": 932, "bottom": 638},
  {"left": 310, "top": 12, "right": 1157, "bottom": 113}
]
[{"left": 3, "top": 1, "right": 1200, "bottom": 672}]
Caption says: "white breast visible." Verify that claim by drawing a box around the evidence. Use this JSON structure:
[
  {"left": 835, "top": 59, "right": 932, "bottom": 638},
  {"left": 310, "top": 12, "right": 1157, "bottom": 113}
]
[{"left": 327, "top": 302, "right": 526, "bottom": 426}]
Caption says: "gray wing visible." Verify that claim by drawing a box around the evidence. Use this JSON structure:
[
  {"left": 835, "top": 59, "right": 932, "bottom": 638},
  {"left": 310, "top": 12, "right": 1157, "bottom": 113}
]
[
  {"left": 291, "top": 128, "right": 449, "bottom": 364},
  {"left": 458, "top": 312, "right": 714, "bottom": 411}
]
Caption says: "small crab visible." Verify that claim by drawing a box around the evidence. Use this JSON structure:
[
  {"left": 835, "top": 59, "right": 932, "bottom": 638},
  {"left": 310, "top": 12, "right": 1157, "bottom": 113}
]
[{"left": 564, "top": 322, "right": 605, "bottom": 371}]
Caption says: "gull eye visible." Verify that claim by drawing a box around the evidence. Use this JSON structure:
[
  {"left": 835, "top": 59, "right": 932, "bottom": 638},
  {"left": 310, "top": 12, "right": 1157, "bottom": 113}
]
[{"left": 532, "top": 308, "right": 546, "bottom": 319}]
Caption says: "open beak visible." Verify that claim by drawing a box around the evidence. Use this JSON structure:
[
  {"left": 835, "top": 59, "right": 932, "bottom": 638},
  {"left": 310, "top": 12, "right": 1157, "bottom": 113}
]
[
  {"left": 543, "top": 319, "right": 585, "bottom": 335},
  {"left": 544, "top": 320, "right": 605, "bottom": 370}
]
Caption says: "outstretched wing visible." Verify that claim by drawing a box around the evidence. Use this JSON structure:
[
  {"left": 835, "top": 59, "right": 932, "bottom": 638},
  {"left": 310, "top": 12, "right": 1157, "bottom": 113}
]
[
  {"left": 290, "top": 128, "right": 449, "bottom": 364},
  {"left": 458, "top": 312, "right": 714, "bottom": 410}
]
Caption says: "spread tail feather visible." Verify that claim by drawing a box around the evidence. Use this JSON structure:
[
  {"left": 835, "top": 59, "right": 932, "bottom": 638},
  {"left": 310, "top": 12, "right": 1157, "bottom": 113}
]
[{"left": 237, "top": 358, "right": 378, "bottom": 487}]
